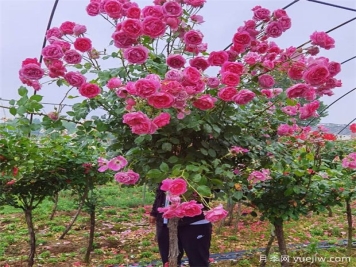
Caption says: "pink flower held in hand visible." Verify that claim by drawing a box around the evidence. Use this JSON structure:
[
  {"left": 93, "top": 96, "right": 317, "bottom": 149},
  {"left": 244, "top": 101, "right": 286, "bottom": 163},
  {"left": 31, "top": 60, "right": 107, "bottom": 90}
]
[
  {"left": 180, "top": 200, "right": 204, "bottom": 217},
  {"left": 79, "top": 83, "right": 101, "bottom": 98},
  {"left": 108, "top": 156, "right": 128, "bottom": 171},
  {"left": 115, "top": 170, "right": 140, "bottom": 185},
  {"left": 310, "top": 31, "right": 335, "bottom": 50},
  {"left": 204, "top": 204, "right": 228, "bottom": 223},
  {"left": 124, "top": 45, "right": 149, "bottom": 64}
]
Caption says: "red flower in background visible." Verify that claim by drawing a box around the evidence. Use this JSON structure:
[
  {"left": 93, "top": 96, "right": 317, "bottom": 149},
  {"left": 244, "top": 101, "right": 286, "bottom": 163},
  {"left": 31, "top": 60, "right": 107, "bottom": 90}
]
[
  {"left": 322, "top": 133, "right": 336, "bottom": 141},
  {"left": 350, "top": 123, "right": 356, "bottom": 133}
]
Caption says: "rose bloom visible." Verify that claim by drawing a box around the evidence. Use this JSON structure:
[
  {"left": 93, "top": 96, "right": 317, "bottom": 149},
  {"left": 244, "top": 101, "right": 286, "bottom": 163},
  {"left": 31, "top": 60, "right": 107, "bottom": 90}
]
[
  {"left": 19, "top": 64, "right": 44, "bottom": 80},
  {"left": 167, "top": 54, "right": 186, "bottom": 69},
  {"left": 47, "top": 111, "right": 59, "bottom": 121},
  {"left": 124, "top": 45, "right": 149, "bottom": 64},
  {"left": 160, "top": 178, "right": 173, "bottom": 191},
  {"left": 142, "top": 5, "right": 164, "bottom": 18},
  {"left": 258, "top": 74, "right": 275, "bottom": 88},
  {"left": 104, "top": 0, "right": 123, "bottom": 19},
  {"left": 299, "top": 100, "right": 320, "bottom": 120},
  {"left": 204, "top": 204, "right": 228, "bottom": 223},
  {"left": 74, "top": 37, "right": 92, "bottom": 52},
  {"left": 327, "top": 61, "right": 341, "bottom": 77},
  {"left": 218, "top": 87, "right": 238, "bottom": 101},
  {"left": 182, "top": 66, "right": 201, "bottom": 83},
  {"left": 121, "top": 19, "right": 142, "bottom": 38},
  {"left": 248, "top": 169, "right": 271, "bottom": 185},
  {"left": 190, "top": 14, "right": 204, "bottom": 24},
  {"left": 185, "top": 80, "right": 205, "bottom": 95},
  {"left": 189, "top": 57, "right": 210, "bottom": 71},
  {"left": 22, "top": 58, "right": 40, "bottom": 67},
  {"left": 147, "top": 92, "right": 175, "bottom": 109},
  {"left": 86, "top": 2, "right": 100, "bottom": 16},
  {"left": 63, "top": 49, "right": 82, "bottom": 64},
  {"left": 193, "top": 95, "right": 217, "bottom": 110},
  {"left": 184, "top": 30, "right": 203, "bottom": 46},
  {"left": 279, "top": 16, "right": 291, "bottom": 31},
  {"left": 281, "top": 105, "right": 299, "bottom": 116},
  {"left": 107, "top": 77, "right": 122, "bottom": 89},
  {"left": 142, "top": 16, "right": 166, "bottom": 38},
  {"left": 303, "top": 64, "right": 329, "bottom": 86},
  {"left": 98, "top": 157, "right": 109, "bottom": 172},
  {"left": 112, "top": 31, "right": 137, "bottom": 49},
  {"left": 322, "top": 133, "right": 336, "bottom": 141},
  {"left": 221, "top": 62, "right": 244, "bottom": 75},
  {"left": 115, "top": 170, "right": 140, "bottom": 185},
  {"left": 221, "top": 72, "right": 240, "bottom": 86},
  {"left": 253, "top": 6, "right": 270, "bottom": 21},
  {"left": 42, "top": 44, "right": 64, "bottom": 60},
  {"left": 184, "top": 0, "right": 206, "bottom": 7},
  {"left": 153, "top": 112, "right": 171, "bottom": 128},
  {"left": 180, "top": 200, "right": 204, "bottom": 217},
  {"left": 158, "top": 204, "right": 185, "bottom": 219},
  {"left": 64, "top": 71, "right": 86, "bottom": 87},
  {"left": 208, "top": 51, "right": 228, "bottom": 66},
  {"left": 169, "top": 178, "right": 187, "bottom": 195},
  {"left": 135, "top": 78, "right": 159, "bottom": 97},
  {"left": 73, "top": 24, "right": 87, "bottom": 36},
  {"left": 265, "top": 21, "right": 283, "bottom": 38},
  {"left": 46, "top": 27, "right": 63, "bottom": 39},
  {"left": 207, "top": 77, "right": 220, "bottom": 88},
  {"left": 230, "top": 146, "right": 249, "bottom": 154},
  {"left": 60, "top": 21, "right": 75, "bottom": 34},
  {"left": 232, "top": 31, "right": 251, "bottom": 46},
  {"left": 108, "top": 156, "right": 128, "bottom": 171},
  {"left": 162, "top": 1, "right": 183, "bottom": 17},
  {"left": 123, "top": 111, "right": 152, "bottom": 128},
  {"left": 350, "top": 123, "right": 356, "bottom": 133},
  {"left": 51, "top": 40, "right": 71, "bottom": 52},
  {"left": 288, "top": 61, "right": 306, "bottom": 80},
  {"left": 310, "top": 31, "right": 335, "bottom": 50},
  {"left": 79, "top": 83, "right": 101, "bottom": 98},
  {"left": 286, "top": 83, "right": 310, "bottom": 99},
  {"left": 131, "top": 119, "right": 157, "bottom": 135},
  {"left": 165, "top": 69, "right": 182, "bottom": 81},
  {"left": 233, "top": 89, "right": 255, "bottom": 105}
]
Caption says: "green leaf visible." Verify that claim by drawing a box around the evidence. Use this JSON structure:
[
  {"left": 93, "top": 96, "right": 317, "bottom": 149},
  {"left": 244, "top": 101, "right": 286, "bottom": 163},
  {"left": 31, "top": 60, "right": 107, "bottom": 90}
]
[
  {"left": 9, "top": 99, "right": 15, "bottom": 105},
  {"left": 74, "top": 64, "right": 83, "bottom": 69},
  {"left": 30, "top": 95, "right": 43, "bottom": 102},
  {"left": 146, "top": 169, "right": 163, "bottom": 179},
  {"left": 18, "top": 86, "right": 28, "bottom": 96},
  {"left": 197, "top": 185, "right": 211, "bottom": 196},
  {"left": 160, "top": 162, "right": 169, "bottom": 173},
  {"left": 168, "top": 156, "right": 178, "bottom": 164},
  {"left": 208, "top": 149, "right": 216, "bottom": 157},
  {"left": 162, "top": 142, "right": 172, "bottom": 151},
  {"left": 84, "top": 62, "right": 92, "bottom": 69},
  {"left": 9, "top": 107, "right": 17, "bottom": 116},
  {"left": 192, "top": 174, "right": 202, "bottom": 183}
]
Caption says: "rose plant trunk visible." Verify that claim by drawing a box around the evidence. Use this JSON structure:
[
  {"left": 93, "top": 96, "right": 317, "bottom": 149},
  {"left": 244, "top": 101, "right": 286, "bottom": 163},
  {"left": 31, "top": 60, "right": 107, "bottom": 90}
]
[
  {"left": 274, "top": 220, "right": 289, "bottom": 267},
  {"left": 23, "top": 208, "right": 36, "bottom": 267},
  {"left": 168, "top": 217, "right": 180, "bottom": 267}
]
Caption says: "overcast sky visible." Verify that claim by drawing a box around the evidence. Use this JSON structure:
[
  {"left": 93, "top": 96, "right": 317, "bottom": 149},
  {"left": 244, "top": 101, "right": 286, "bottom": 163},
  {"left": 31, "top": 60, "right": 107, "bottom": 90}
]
[{"left": 0, "top": 0, "right": 355, "bottom": 124}]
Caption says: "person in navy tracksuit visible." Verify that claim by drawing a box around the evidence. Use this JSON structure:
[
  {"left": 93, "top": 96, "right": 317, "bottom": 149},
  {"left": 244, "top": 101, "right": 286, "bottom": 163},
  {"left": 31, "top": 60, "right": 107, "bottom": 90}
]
[{"left": 149, "top": 184, "right": 212, "bottom": 267}]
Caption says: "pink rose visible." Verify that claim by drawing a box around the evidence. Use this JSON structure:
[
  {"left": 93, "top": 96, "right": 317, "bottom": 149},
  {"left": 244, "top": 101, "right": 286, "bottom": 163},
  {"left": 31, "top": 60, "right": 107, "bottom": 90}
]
[
  {"left": 184, "top": 30, "right": 204, "bottom": 46},
  {"left": 183, "top": 66, "right": 201, "bottom": 83},
  {"left": 207, "top": 51, "right": 228, "bottom": 66},
  {"left": 121, "top": 19, "right": 142, "bottom": 38},
  {"left": 73, "top": 24, "right": 87, "bottom": 36},
  {"left": 22, "top": 58, "right": 40, "bottom": 67},
  {"left": 79, "top": 83, "right": 101, "bottom": 98},
  {"left": 158, "top": 204, "right": 185, "bottom": 219},
  {"left": 281, "top": 105, "right": 299, "bottom": 116},
  {"left": 112, "top": 31, "right": 137, "bottom": 49},
  {"left": 135, "top": 78, "right": 159, "bottom": 97},
  {"left": 98, "top": 157, "right": 109, "bottom": 172},
  {"left": 142, "top": 16, "right": 166, "bottom": 38},
  {"left": 64, "top": 71, "right": 86, "bottom": 87},
  {"left": 19, "top": 64, "right": 44, "bottom": 80},
  {"left": 142, "top": 5, "right": 164, "bottom": 18},
  {"left": 258, "top": 74, "right": 275, "bottom": 88},
  {"left": 184, "top": 0, "right": 206, "bottom": 7},
  {"left": 60, "top": 21, "right": 75, "bottom": 35},
  {"left": 221, "top": 72, "right": 240, "bottom": 86},
  {"left": 127, "top": 6, "right": 141, "bottom": 19},
  {"left": 303, "top": 64, "right": 329, "bottom": 85},
  {"left": 265, "top": 21, "right": 283, "bottom": 38},
  {"left": 160, "top": 178, "right": 173, "bottom": 191},
  {"left": 299, "top": 100, "right": 320, "bottom": 120},
  {"left": 107, "top": 78, "right": 122, "bottom": 89},
  {"left": 273, "top": 9, "right": 287, "bottom": 19},
  {"left": 104, "top": 0, "right": 123, "bottom": 19},
  {"left": 190, "top": 14, "right": 204, "bottom": 24},
  {"left": 165, "top": 70, "right": 182, "bottom": 81},
  {"left": 232, "top": 31, "right": 251, "bottom": 46},
  {"left": 115, "top": 170, "right": 140, "bottom": 185},
  {"left": 86, "top": 2, "right": 100, "bottom": 16},
  {"left": 248, "top": 169, "right": 271, "bottom": 184},
  {"left": 123, "top": 111, "right": 157, "bottom": 135},
  {"left": 193, "top": 95, "right": 217, "bottom": 110},
  {"left": 204, "top": 204, "right": 228, "bottom": 223},
  {"left": 42, "top": 44, "right": 64, "bottom": 60},
  {"left": 233, "top": 89, "right": 255, "bottom": 105},
  {"left": 161, "top": 80, "right": 183, "bottom": 95},
  {"left": 47, "top": 59, "right": 66, "bottom": 78},
  {"left": 279, "top": 16, "right": 291, "bottom": 31},
  {"left": 260, "top": 89, "right": 273, "bottom": 98},
  {"left": 207, "top": 77, "right": 220, "bottom": 88},
  {"left": 124, "top": 45, "right": 149, "bottom": 64},
  {"left": 218, "top": 87, "right": 238, "bottom": 101},
  {"left": 46, "top": 27, "right": 63, "bottom": 39},
  {"left": 288, "top": 61, "right": 306, "bottom": 80},
  {"left": 147, "top": 92, "right": 175, "bottom": 109},
  {"left": 51, "top": 40, "right": 71, "bottom": 52},
  {"left": 253, "top": 6, "right": 271, "bottom": 21},
  {"left": 180, "top": 200, "right": 204, "bottom": 217},
  {"left": 221, "top": 62, "right": 244, "bottom": 75},
  {"left": 167, "top": 54, "right": 186, "bottom": 69},
  {"left": 310, "top": 31, "right": 335, "bottom": 50},
  {"left": 169, "top": 178, "right": 187, "bottom": 195},
  {"left": 162, "top": 1, "right": 182, "bottom": 17},
  {"left": 63, "top": 49, "right": 82, "bottom": 64},
  {"left": 47, "top": 111, "right": 59, "bottom": 121},
  {"left": 74, "top": 37, "right": 92, "bottom": 52},
  {"left": 153, "top": 112, "right": 171, "bottom": 128},
  {"left": 108, "top": 156, "right": 128, "bottom": 171},
  {"left": 189, "top": 57, "right": 209, "bottom": 71},
  {"left": 286, "top": 83, "right": 310, "bottom": 99},
  {"left": 185, "top": 80, "right": 205, "bottom": 95},
  {"left": 327, "top": 61, "right": 341, "bottom": 77}
]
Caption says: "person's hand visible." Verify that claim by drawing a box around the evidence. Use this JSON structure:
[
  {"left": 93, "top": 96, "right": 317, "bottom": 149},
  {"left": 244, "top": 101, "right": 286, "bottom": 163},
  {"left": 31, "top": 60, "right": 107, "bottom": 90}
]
[{"left": 149, "top": 216, "right": 156, "bottom": 224}]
